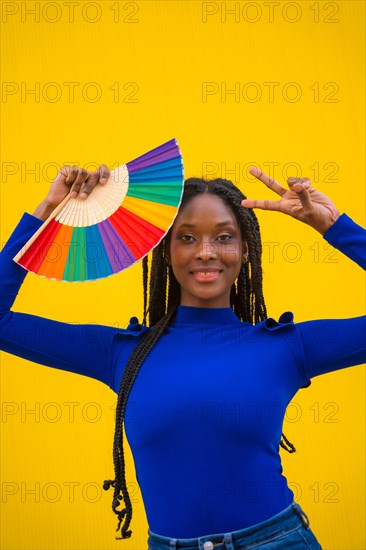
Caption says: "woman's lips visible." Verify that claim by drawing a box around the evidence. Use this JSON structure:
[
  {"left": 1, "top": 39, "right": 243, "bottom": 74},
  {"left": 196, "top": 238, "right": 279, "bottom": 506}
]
[{"left": 191, "top": 271, "right": 221, "bottom": 282}]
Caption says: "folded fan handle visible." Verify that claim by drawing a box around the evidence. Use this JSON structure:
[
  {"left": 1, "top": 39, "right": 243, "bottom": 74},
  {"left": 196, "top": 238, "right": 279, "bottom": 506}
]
[{"left": 13, "top": 192, "right": 73, "bottom": 263}]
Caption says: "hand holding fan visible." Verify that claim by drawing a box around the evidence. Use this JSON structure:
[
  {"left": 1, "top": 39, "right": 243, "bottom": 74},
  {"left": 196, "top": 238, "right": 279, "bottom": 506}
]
[{"left": 13, "top": 138, "right": 184, "bottom": 282}]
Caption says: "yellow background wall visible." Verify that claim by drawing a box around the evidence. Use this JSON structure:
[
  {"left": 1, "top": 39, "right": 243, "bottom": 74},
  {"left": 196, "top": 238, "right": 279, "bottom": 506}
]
[{"left": 0, "top": 1, "right": 365, "bottom": 549}]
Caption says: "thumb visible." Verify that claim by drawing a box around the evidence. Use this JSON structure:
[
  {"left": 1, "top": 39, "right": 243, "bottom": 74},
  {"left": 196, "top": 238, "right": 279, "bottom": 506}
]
[{"left": 293, "top": 182, "right": 313, "bottom": 211}]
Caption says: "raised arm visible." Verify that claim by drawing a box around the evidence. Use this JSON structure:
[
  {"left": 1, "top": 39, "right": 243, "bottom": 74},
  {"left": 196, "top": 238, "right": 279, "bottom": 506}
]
[
  {"left": 0, "top": 210, "right": 123, "bottom": 388},
  {"left": 243, "top": 166, "right": 366, "bottom": 383},
  {"left": 0, "top": 164, "right": 127, "bottom": 389}
]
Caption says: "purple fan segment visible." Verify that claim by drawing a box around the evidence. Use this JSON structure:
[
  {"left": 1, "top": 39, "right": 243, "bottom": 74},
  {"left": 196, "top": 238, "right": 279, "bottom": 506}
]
[
  {"left": 98, "top": 219, "right": 136, "bottom": 271},
  {"left": 126, "top": 138, "right": 180, "bottom": 173}
]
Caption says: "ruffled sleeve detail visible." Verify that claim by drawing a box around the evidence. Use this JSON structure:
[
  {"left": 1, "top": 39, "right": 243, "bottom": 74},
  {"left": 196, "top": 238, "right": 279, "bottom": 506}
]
[
  {"left": 127, "top": 316, "right": 142, "bottom": 331},
  {"left": 261, "top": 311, "right": 295, "bottom": 331},
  {"left": 113, "top": 317, "right": 150, "bottom": 339}
]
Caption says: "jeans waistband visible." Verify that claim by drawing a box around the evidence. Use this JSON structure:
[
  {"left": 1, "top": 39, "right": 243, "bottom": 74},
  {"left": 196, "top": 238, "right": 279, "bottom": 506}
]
[{"left": 148, "top": 501, "right": 310, "bottom": 549}]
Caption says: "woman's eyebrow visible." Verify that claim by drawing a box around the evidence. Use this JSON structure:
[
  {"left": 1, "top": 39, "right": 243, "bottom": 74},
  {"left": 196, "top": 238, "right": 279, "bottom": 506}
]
[{"left": 177, "top": 221, "right": 234, "bottom": 229}]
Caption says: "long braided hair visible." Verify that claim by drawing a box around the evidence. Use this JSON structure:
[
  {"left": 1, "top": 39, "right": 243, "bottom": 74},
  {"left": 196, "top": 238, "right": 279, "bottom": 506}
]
[{"left": 103, "top": 177, "right": 296, "bottom": 539}]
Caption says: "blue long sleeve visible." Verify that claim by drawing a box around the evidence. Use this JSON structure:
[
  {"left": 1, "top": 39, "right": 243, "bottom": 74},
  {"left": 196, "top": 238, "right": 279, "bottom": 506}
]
[
  {"left": 0, "top": 212, "right": 143, "bottom": 389},
  {"left": 322, "top": 212, "right": 366, "bottom": 269},
  {"left": 295, "top": 315, "right": 366, "bottom": 381},
  {"left": 292, "top": 213, "right": 366, "bottom": 384}
]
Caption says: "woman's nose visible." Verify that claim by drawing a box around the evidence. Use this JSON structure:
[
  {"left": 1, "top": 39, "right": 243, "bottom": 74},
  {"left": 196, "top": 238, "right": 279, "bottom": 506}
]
[{"left": 196, "top": 241, "right": 219, "bottom": 260}]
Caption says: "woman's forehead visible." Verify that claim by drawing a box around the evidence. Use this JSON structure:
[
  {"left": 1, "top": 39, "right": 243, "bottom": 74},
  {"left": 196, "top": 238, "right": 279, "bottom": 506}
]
[{"left": 176, "top": 193, "right": 236, "bottom": 220}]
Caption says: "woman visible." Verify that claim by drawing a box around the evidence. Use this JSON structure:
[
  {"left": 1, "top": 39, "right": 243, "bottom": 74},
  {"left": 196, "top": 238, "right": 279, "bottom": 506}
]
[{"left": 1, "top": 163, "right": 365, "bottom": 550}]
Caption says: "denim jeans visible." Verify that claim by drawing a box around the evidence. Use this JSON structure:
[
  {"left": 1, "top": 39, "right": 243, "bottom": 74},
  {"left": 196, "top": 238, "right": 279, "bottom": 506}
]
[{"left": 147, "top": 501, "right": 322, "bottom": 550}]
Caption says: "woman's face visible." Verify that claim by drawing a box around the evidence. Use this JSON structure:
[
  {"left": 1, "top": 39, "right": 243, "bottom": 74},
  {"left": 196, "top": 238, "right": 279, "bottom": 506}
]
[{"left": 167, "top": 193, "right": 248, "bottom": 308}]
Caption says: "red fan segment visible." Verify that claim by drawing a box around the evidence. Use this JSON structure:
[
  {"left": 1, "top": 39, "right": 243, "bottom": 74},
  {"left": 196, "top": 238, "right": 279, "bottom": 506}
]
[{"left": 109, "top": 207, "right": 165, "bottom": 260}]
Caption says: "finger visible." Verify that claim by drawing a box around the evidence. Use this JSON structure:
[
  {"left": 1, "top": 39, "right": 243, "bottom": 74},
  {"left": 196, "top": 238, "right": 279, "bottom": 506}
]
[
  {"left": 62, "top": 165, "right": 76, "bottom": 184},
  {"left": 98, "top": 164, "right": 110, "bottom": 184},
  {"left": 59, "top": 165, "right": 70, "bottom": 182},
  {"left": 65, "top": 165, "right": 82, "bottom": 185},
  {"left": 79, "top": 170, "right": 100, "bottom": 200},
  {"left": 249, "top": 166, "right": 287, "bottom": 197},
  {"left": 287, "top": 177, "right": 311, "bottom": 191},
  {"left": 241, "top": 198, "right": 282, "bottom": 212},
  {"left": 69, "top": 168, "right": 88, "bottom": 198},
  {"left": 292, "top": 182, "right": 313, "bottom": 212}
]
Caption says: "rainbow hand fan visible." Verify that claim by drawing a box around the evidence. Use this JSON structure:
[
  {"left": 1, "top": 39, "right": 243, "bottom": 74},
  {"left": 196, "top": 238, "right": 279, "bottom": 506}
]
[{"left": 13, "top": 138, "right": 184, "bottom": 282}]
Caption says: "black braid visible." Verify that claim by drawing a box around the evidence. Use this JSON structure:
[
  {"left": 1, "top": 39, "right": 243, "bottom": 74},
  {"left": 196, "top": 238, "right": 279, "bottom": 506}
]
[{"left": 103, "top": 177, "right": 296, "bottom": 539}]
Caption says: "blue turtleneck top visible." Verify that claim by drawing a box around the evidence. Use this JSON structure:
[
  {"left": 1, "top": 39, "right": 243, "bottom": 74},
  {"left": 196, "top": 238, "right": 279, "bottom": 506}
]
[{"left": 0, "top": 212, "right": 365, "bottom": 538}]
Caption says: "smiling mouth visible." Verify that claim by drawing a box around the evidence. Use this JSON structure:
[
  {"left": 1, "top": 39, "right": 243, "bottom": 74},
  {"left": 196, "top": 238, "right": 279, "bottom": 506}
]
[{"left": 191, "top": 271, "right": 222, "bottom": 282}]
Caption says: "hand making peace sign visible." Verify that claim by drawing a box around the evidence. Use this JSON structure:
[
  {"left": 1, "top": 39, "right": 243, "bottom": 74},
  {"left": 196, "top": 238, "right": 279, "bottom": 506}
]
[{"left": 242, "top": 166, "right": 341, "bottom": 235}]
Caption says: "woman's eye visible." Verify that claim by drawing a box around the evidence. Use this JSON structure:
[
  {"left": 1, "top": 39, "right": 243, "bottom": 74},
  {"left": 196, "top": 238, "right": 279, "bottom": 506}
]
[
  {"left": 179, "top": 234, "right": 232, "bottom": 242},
  {"left": 218, "top": 235, "right": 232, "bottom": 242}
]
